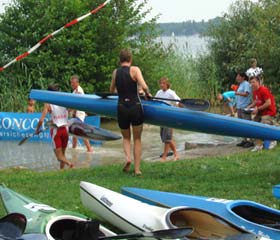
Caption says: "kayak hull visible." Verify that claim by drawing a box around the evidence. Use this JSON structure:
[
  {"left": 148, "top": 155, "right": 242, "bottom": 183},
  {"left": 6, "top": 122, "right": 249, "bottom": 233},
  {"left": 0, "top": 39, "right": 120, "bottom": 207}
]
[
  {"left": 80, "top": 181, "right": 167, "bottom": 234},
  {"left": 273, "top": 184, "right": 280, "bottom": 199},
  {"left": 80, "top": 182, "right": 266, "bottom": 239},
  {"left": 0, "top": 185, "right": 115, "bottom": 239},
  {"left": 69, "top": 119, "right": 121, "bottom": 141},
  {"left": 121, "top": 187, "right": 280, "bottom": 239},
  {"left": 30, "top": 90, "right": 280, "bottom": 140}
]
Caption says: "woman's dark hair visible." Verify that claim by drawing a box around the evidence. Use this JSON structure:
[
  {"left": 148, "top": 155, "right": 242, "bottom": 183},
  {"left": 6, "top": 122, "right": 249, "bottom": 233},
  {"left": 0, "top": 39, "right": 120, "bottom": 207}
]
[
  {"left": 47, "top": 84, "right": 59, "bottom": 91},
  {"left": 119, "top": 49, "right": 132, "bottom": 63}
]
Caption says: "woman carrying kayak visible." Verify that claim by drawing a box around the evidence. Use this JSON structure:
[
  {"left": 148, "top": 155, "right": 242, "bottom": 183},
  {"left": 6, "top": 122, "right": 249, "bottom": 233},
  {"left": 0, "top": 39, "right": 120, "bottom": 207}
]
[{"left": 110, "top": 49, "right": 151, "bottom": 176}]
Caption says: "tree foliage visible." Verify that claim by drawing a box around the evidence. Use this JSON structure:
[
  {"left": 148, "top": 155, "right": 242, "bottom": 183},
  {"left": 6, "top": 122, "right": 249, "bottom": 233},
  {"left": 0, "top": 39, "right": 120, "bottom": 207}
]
[
  {"left": 0, "top": 0, "right": 171, "bottom": 111},
  {"left": 206, "top": 0, "right": 280, "bottom": 99}
]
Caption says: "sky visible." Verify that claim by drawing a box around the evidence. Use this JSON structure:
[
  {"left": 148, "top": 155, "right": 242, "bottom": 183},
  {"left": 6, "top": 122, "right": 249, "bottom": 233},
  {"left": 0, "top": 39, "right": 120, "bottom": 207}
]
[
  {"left": 0, "top": 0, "right": 9, "bottom": 13},
  {"left": 0, "top": 0, "right": 257, "bottom": 22},
  {"left": 144, "top": 0, "right": 237, "bottom": 22}
]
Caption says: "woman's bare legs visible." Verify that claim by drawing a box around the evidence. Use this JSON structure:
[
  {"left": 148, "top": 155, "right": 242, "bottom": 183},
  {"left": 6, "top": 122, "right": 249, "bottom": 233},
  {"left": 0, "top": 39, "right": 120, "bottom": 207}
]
[
  {"left": 121, "top": 128, "right": 131, "bottom": 172},
  {"left": 120, "top": 125, "right": 143, "bottom": 175},
  {"left": 132, "top": 124, "right": 143, "bottom": 175}
]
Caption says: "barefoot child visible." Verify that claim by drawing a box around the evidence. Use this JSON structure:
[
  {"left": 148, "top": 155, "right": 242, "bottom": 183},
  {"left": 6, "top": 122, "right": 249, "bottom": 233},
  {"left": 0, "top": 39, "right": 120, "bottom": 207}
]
[
  {"left": 217, "top": 91, "right": 236, "bottom": 116},
  {"left": 155, "top": 77, "right": 180, "bottom": 161}
]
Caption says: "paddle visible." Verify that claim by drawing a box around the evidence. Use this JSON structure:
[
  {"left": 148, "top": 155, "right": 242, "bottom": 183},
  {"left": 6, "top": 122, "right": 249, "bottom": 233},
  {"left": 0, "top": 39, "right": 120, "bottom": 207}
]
[
  {"left": 18, "top": 127, "right": 48, "bottom": 146},
  {"left": 18, "top": 120, "right": 55, "bottom": 146},
  {"left": 99, "top": 227, "right": 193, "bottom": 240},
  {"left": 150, "top": 96, "right": 210, "bottom": 111},
  {"left": 95, "top": 92, "right": 210, "bottom": 111}
]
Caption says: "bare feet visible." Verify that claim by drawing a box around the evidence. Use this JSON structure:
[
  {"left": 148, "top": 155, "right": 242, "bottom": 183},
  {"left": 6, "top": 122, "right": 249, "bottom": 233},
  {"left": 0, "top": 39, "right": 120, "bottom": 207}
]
[
  {"left": 87, "top": 147, "right": 94, "bottom": 153},
  {"left": 134, "top": 171, "right": 142, "bottom": 177},
  {"left": 173, "top": 155, "right": 179, "bottom": 161},
  {"left": 60, "top": 162, "right": 65, "bottom": 169},
  {"left": 69, "top": 163, "right": 74, "bottom": 168},
  {"left": 122, "top": 161, "right": 131, "bottom": 173},
  {"left": 160, "top": 158, "right": 167, "bottom": 162}
]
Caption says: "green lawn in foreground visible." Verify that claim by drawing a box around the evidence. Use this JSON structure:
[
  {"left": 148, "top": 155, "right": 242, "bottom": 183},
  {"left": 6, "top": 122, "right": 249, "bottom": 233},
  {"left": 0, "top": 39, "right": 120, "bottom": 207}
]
[{"left": 0, "top": 146, "right": 279, "bottom": 219}]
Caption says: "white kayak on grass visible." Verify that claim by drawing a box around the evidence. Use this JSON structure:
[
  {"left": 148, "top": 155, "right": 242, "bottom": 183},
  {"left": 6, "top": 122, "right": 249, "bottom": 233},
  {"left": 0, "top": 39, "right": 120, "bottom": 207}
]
[
  {"left": 80, "top": 182, "right": 268, "bottom": 240},
  {"left": 80, "top": 181, "right": 167, "bottom": 234}
]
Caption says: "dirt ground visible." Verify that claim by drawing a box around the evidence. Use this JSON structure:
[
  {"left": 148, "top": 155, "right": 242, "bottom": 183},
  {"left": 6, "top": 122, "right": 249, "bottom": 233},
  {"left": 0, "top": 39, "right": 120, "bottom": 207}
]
[{"left": 169, "top": 142, "right": 249, "bottom": 161}]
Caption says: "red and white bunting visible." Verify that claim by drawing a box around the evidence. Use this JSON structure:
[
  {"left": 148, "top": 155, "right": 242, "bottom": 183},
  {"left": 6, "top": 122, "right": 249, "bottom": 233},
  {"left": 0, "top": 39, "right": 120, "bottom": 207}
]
[{"left": 0, "top": 0, "right": 111, "bottom": 72}]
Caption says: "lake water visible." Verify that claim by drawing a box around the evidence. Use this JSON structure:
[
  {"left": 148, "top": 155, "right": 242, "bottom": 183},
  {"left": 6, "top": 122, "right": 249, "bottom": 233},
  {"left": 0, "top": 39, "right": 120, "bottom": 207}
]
[
  {"left": 156, "top": 34, "right": 209, "bottom": 56},
  {"left": 0, "top": 122, "right": 238, "bottom": 172}
]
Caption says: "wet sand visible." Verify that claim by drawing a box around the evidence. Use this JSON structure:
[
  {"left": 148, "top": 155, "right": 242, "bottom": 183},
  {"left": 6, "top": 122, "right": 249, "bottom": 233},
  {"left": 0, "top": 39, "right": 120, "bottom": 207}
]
[
  {"left": 0, "top": 124, "right": 246, "bottom": 171},
  {"left": 178, "top": 143, "right": 249, "bottom": 160},
  {"left": 144, "top": 142, "right": 249, "bottom": 162}
]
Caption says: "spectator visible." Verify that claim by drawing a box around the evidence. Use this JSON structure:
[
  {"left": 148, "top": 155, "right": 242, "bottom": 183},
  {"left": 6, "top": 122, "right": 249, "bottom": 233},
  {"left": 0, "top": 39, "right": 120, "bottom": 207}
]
[
  {"left": 70, "top": 75, "right": 93, "bottom": 153},
  {"left": 235, "top": 72, "right": 254, "bottom": 148},
  {"left": 217, "top": 91, "right": 236, "bottom": 117},
  {"left": 26, "top": 98, "right": 35, "bottom": 113},
  {"left": 155, "top": 77, "right": 180, "bottom": 161},
  {"left": 246, "top": 58, "right": 264, "bottom": 84},
  {"left": 248, "top": 76, "right": 277, "bottom": 151}
]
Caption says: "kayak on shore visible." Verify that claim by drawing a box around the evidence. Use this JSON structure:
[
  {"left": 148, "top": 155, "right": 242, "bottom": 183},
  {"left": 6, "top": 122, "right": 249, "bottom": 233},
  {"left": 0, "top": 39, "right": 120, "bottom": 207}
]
[
  {"left": 80, "top": 181, "right": 267, "bottom": 239},
  {"left": 0, "top": 185, "right": 116, "bottom": 239},
  {"left": 121, "top": 186, "right": 280, "bottom": 239},
  {"left": 0, "top": 213, "right": 47, "bottom": 240}
]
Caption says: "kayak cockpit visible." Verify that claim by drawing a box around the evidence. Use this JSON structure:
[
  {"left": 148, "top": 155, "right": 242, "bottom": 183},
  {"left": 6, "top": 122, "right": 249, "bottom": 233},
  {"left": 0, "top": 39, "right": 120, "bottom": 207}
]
[
  {"left": 165, "top": 207, "right": 248, "bottom": 239},
  {"left": 232, "top": 205, "right": 280, "bottom": 229},
  {"left": 46, "top": 215, "right": 108, "bottom": 240}
]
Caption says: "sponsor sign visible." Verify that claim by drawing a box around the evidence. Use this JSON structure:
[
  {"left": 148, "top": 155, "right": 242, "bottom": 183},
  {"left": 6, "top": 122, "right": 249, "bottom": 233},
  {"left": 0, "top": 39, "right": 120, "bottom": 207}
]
[
  {"left": 0, "top": 112, "right": 100, "bottom": 144},
  {"left": 0, "top": 112, "right": 50, "bottom": 142}
]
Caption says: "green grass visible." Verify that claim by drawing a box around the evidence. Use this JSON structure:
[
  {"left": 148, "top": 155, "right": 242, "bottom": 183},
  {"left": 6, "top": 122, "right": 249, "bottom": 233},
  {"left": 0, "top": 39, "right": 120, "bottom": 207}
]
[{"left": 0, "top": 147, "right": 280, "bottom": 219}]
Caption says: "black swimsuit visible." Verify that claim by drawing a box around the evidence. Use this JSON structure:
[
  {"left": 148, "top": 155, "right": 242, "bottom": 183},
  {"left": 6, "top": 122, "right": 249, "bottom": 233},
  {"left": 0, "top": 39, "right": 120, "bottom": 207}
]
[{"left": 115, "top": 66, "right": 144, "bottom": 129}]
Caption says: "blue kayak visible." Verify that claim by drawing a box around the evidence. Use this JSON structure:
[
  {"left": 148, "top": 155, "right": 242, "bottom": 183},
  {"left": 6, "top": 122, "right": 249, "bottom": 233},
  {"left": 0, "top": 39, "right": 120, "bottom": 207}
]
[
  {"left": 121, "top": 187, "right": 280, "bottom": 239},
  {"left": 30, "top": 89, "right": 280, "bottom": 140},
  {"left": 273, "top": 185, "right": 280, "bottom": 200}
]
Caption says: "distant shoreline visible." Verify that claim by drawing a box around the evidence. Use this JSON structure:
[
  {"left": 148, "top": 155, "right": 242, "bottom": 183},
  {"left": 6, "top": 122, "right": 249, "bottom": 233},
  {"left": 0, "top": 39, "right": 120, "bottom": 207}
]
[{"left": 156, "top": 17, "right": 220, "bottom": 37}]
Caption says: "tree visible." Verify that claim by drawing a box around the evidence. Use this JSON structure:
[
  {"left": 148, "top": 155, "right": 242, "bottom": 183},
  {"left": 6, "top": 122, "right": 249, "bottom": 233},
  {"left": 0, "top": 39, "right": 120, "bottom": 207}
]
[
  {"left": 0, "top": 0, "right": 169, "bottom": 111},
  {"left": 206, "top": 0, "right": 280, "bottom": 100}
]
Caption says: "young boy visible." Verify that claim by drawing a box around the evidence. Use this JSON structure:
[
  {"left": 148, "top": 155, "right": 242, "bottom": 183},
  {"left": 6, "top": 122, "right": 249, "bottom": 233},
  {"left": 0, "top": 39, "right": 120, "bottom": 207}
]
[
  {"left": 155, "top": 77, "right": 180, "bottom": 161},
  {"left": 217, "top": 91, "right": 236, "bottom": 116},
  {"left": 27, "top": 98, "right": 36, "bottom": 113}
]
